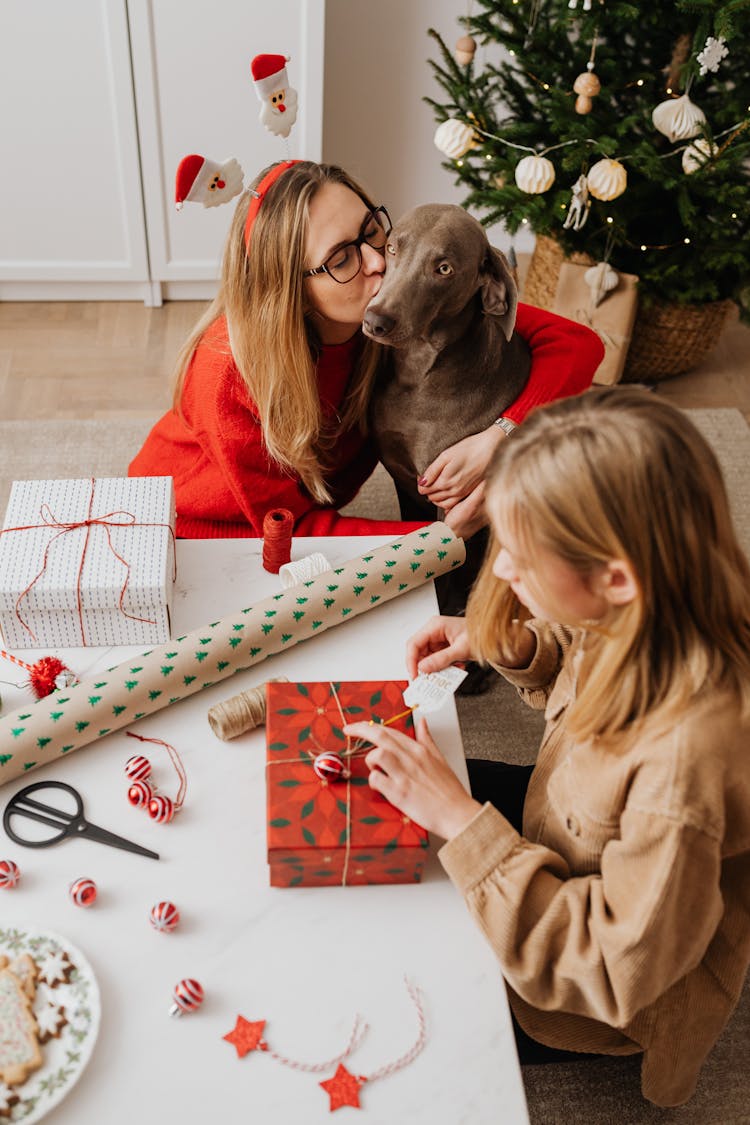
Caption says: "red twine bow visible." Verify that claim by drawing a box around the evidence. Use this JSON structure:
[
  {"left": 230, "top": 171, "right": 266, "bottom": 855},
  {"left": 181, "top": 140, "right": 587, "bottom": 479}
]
[{"left": 0, "top": 478, "right": 176, "bottom": 645}]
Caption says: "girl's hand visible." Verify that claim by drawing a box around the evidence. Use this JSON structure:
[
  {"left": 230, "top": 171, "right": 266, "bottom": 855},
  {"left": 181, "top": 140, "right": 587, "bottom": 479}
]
[
  {"left": 406, "top": 614, "right": 474, "bottom": 679},
  {"left": 343, "top": 717, "right": 481, "bottom": 841},
  {"left": 418, "top": 427, "right": 505, "bottom": 508},
  {"left": 443, "top": 482, "right": 487, "bottom": 540}
]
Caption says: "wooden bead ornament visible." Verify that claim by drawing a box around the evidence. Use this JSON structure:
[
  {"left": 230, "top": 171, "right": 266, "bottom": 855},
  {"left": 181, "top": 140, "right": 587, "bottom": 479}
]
[
  {"left": 0, "top": 859, "right": 20, "bottom": 889},
  {"left": 313, "top": 751, "right": 349, "bottom": 782},
  {"left": 150, "top": 901, "right": 180, "bottom": 933},
  {"left": 170, "top": 978, "right": 204, "bottom": 1016},
  {"left": 69, "top": 877, "right": 97, "bottom": 907},
  {"left": 455, "top": 35, "right": 476, "bottom": 64},
  {"left": 127, "top": 779, "right": 154, "bottom": 808}
]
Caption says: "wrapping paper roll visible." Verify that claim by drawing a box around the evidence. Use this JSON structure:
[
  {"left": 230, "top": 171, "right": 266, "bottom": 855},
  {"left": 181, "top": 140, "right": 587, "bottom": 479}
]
[{"left": 0, "top": 524, "right": 464, "bottom": 782}]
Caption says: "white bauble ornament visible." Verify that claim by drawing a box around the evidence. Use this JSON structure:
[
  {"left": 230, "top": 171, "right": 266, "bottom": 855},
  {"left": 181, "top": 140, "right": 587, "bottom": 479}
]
[
  {"left": 514, "top": 154, "right": 555, "bottom": 194},
  {"left": 434, "top": 118, "right": 476, "bottom": 160},
  {"left": 681, "top": 137, "right": 718, "bottom": 174},
  {"left": 587, "top": 158, "right": 627, "bottom": 201},
  {"left": 652, "top": 94, "right": 707, "bottom": 143},
  {"left": 584, "top": 262, "right": 619, "bottom": 307}
]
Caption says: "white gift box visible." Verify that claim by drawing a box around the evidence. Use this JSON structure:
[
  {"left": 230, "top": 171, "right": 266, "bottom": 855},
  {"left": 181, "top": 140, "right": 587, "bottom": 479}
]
[{"left": 0, "top": 477, "right": 176, "bottom": 650}]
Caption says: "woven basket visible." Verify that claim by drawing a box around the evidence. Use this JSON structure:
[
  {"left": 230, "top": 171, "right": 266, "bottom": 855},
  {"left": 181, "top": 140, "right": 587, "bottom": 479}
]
[{"left": 523, "top": 235, "right": 734, "bottom": 382}]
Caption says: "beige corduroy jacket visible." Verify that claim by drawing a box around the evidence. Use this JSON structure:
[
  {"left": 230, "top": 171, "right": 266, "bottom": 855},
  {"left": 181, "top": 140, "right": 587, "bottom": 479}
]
[{"left": 439, "top": 622, "right": 750, "bottom": 1107}]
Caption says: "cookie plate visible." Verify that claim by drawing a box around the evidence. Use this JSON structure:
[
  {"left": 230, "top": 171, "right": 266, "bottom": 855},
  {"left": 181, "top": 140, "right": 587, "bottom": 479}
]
[{"left": 0, "top": 926, "right": 100, "bottom": 1123}]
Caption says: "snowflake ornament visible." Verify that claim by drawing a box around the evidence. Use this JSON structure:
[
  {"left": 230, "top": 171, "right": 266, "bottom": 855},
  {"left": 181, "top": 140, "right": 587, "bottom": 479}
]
[{"left": 697, "top": 36, "right": 728, "bottom": 76}]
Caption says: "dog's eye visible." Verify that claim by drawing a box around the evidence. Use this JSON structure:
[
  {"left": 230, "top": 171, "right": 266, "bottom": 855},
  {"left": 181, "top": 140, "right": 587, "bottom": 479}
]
[
  {"left": 436, "top": 262, "right": 454, "bottom": 276},
  {"left": 386, "top": 243, "right": 396, "bottom": 255}
]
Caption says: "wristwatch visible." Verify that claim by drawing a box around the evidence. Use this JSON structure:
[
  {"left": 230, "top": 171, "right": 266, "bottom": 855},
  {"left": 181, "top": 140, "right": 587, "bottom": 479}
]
[{"left": 493, "top": 416, "right": 517, "bottom": 437}]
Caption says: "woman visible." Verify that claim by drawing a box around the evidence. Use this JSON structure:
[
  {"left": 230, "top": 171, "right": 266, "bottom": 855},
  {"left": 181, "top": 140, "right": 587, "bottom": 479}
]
[
  {"left": 345, "top": 388, "right": 750, "bottom": 1107},
  {"left": 130, "top": 160, "right": 603, "bottom": 538}
]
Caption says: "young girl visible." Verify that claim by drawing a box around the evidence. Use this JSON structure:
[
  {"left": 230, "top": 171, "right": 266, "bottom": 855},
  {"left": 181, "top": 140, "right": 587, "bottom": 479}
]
[
  {"left": 129, "top": 160, "right": 603, "bottom": 539},
  {"left": 344, "top": 387, "right": 750, "bottom": 1107}
]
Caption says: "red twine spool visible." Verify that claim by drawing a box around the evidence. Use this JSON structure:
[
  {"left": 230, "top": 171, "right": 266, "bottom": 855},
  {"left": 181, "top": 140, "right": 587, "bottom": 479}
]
[{"left": 262, "top": 508, "right": 294, "bottom": 574}]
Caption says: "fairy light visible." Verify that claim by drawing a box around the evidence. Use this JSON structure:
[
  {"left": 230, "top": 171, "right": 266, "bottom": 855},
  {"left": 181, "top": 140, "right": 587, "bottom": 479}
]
[
  {"left": 684, "top": 237, "right": 690, "bottom": 244},
  {"left": 606, "top": 216, "right": 614, "bottom": 223},
  {"left": 640, "top": 244, "right": 647, "bottom": 251},
  {"left": 636, "top": 79, "right": 644, "bottom": 86},
  {"left": 732, "top": 212, "right": 738, "bottom": 219},
  {"left": 457, "top": 159, "right": 464, "bottom": 167}
]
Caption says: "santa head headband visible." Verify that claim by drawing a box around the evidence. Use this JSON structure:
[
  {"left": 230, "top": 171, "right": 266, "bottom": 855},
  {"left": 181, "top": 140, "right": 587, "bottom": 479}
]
[{"left": 244, "top": 159, "right": 301, "bottom": 252}]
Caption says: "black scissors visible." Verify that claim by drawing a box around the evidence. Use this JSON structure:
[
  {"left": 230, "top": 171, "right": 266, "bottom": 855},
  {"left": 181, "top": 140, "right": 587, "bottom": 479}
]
[{"left": 3, "top": 780, "right": 159, "bottom": 861}]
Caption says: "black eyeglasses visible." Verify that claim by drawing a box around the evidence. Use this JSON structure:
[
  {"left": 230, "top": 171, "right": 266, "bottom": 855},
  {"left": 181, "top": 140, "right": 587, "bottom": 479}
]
[{"left": 303, "top": 206, "right": 392, "bottom": 284}]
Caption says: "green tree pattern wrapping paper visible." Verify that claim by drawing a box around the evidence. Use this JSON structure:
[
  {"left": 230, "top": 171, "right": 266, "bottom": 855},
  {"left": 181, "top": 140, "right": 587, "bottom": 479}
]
[{"left": 0, "top": 524, "right": 465, "bottom": 782}]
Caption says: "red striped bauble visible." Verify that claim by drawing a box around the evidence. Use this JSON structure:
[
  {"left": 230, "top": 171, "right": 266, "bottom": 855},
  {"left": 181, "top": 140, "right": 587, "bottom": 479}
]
[
  {"left": 0, "top": 859, "right": 20, "bottom": 889},
  {"left": 170, "top": 978, "right": 204, "bottom": 1016},
  {"left": 125, "top": 754, "right": 152, "bottom": 781},
  {"left": 148, "top": 794, "right": 175, "bottom": 824},
  {"left": 69, "top": 877, "right": 97, "bottom": 907},
  {"left": 313, "top": 751, "right": 348, "bottom": 782},
  {"left": 128, "top": 780, "right": 154, "bottom": 808},
  {"left": 149, "top": 900, "right": 180, "bottom": 933}
]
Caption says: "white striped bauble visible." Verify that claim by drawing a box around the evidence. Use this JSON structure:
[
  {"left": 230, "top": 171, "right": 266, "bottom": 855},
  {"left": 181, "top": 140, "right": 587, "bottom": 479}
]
[
  {"left": 125, "top": 754, "right": 152, "bottom": 781},
  {"left": 0, "top": 859, "right": 20, "bottom": 889},
  {"left": 69, "top": 877, "right": 97, "bottom": 907},
  {"left": 150, "top": 900, "right": 180, "bottom": 933},
  {"left": 170, "top": 978, "right": 204, "bottom": 1016},
  {"left": 128, "top": 779, "right": 154, "bottom": 808},
  {"left": 148, "top": 794, "right": 175, "bottom": 823},
  {"left": 313, "top": 751, "right": 347, "bottom": 782}
]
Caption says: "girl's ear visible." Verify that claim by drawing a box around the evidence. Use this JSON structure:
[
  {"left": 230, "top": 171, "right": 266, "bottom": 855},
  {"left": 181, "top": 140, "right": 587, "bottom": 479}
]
[{"left": 595, "top": 559, "right": 639, "bottom": 606}]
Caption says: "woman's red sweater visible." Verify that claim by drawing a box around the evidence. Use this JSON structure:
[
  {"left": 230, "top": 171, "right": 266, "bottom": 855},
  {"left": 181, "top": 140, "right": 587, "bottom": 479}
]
[{"left": 129, "top": 304, "right": 603, "bottom": 538}]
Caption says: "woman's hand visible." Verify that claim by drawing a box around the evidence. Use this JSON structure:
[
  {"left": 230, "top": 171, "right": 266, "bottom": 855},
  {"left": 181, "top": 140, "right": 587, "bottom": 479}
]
[
  {"left": 443, "top": 482, "right": 487, "bottom": 540},
  {"left": 343, "top": 717, "right": 482, "bottom": 841},
  {"left": 418, "top": 427, "right": 505, "bottom": 510},
  {"left": 406, "top": 614, "right": 475, "bottom": 679}
]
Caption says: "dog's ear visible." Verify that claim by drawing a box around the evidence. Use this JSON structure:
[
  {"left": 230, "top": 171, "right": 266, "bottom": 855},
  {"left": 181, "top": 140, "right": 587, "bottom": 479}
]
[{"left": 479, "top": 246, "right": 519, "bottom": 342}]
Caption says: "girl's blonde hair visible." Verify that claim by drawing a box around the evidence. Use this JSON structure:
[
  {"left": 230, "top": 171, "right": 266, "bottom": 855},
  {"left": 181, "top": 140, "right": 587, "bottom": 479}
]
[
  {"left": 467, "top": 386, "right": 750, "bottom": 740},
  {"left": 172, "top": 161, "right": 382, "bottom": 504}
]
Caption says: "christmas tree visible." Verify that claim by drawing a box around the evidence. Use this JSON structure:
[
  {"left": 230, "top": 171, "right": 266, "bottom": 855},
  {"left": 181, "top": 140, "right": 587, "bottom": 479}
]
[{"left": 427, "top": 2, "right": 750, "bottom": 320}]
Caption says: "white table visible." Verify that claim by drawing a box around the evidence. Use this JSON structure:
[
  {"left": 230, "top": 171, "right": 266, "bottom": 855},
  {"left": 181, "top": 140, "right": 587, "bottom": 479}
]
[{"left": 0, "top": 537, "right": 529, "bottom": 1124}]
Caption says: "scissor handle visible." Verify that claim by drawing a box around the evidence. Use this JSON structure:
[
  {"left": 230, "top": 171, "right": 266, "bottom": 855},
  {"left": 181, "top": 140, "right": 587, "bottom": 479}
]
[{"left": 3, "top": 780, "right": 84, "bottom": 848}]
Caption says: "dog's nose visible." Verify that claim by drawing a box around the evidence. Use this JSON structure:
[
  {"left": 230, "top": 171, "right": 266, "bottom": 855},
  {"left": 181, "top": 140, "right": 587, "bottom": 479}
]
[{"left": 363, "top": 310, "right": 396, "bottom": 338}]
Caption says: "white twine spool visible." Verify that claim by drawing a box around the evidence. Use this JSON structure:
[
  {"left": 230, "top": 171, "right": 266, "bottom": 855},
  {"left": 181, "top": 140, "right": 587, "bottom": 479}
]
[{"left": 278, "top": 552, "right": 333, "bottom": 589}]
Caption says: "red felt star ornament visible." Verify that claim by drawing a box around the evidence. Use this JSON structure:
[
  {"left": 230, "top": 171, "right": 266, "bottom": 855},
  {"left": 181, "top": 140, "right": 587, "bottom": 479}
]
[
  {"left": 223, "top": 1015, "right": 268, "bottom": 1058},
  {"left": 319, "top": 1063, "right": 366, "bottom": 1112}
]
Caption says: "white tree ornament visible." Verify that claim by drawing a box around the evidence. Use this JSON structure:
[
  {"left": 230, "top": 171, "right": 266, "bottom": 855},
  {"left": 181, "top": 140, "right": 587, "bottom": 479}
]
[
  {"left": 682, "top": 137, "right": 718, "bottom": 174},
  {"left": 587, "top": 158, "right": 627, "bottom": 200},
  {"left": 697, "top": 36, "right": 729, "bottom": 75},
  {"left": 652, "top": 94, "right": 707, "bottom": 143},
  {"left": 514, "top": 154, "right": 556, "bottom": 193},
  {"left": 434, "top": 118, "right": 476, "bottom": 160}
]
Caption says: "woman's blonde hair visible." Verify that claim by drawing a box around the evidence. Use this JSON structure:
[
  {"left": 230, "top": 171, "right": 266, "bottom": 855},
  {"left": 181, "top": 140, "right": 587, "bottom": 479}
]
[
  {"left": 172, "top": 161, "right": 382, "bottom": 504},
  {"left": 466, "top": 386, "right": 750, "bottom": 740}
]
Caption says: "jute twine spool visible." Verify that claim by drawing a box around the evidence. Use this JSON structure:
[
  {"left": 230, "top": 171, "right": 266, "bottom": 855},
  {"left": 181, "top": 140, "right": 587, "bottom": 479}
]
[
  {"left": 523, "top": 234, "right": 734, "bottom": 382},
  {"left": 207, "top": 676, "right": 290, "bottom": 741}
]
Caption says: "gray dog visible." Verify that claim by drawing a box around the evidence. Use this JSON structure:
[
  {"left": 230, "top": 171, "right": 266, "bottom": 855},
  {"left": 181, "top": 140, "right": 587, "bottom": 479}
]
[{"left": 364, "top": 203, "right": 531, "bottom": 510}]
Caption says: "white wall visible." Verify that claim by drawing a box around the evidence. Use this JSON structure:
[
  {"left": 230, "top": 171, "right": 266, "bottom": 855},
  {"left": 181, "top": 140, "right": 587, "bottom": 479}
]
[{"left": 322, "top": 0, "right": 534, "bottom": 252}]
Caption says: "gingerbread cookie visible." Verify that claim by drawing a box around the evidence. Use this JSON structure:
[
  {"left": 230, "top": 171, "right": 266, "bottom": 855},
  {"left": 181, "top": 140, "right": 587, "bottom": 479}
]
[
  {"left": 36, "top": 949, "right": 73, "bottom": 988},
  {"left": 35, "top": 1001, "right": 67, "bottom": 1044},
  {"left": 0, "top": 968, "right": 42, "bottom": 1086}
]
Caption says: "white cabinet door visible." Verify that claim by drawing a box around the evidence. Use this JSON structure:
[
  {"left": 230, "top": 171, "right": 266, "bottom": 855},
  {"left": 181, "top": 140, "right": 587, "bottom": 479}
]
[
  {"left": 0, "top": 0, "right": 151, "bottom": 300},
  {"left": 128, "top": 0, "right": 324, "bottom": 299}
]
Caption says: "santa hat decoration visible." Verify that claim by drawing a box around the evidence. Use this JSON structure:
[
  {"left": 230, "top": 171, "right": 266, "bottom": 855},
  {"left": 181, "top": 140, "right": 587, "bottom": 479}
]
[
  {"left": 174, "top": 154, "right": 245, "bottom": 210},
  {"left": 251, "top": 53, "right": 290, "bottom": 100}
]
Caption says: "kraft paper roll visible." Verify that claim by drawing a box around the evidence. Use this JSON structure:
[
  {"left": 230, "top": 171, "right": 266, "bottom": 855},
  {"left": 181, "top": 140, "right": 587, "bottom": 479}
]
[{"left": 0, "top": 524, "right": 464, "bottom": 782}]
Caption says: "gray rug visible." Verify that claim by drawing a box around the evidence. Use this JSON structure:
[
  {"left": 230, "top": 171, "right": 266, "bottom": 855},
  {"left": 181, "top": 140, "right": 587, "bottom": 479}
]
[{"left": 1, "top": 411, "right": 749, "bottom": 1123}]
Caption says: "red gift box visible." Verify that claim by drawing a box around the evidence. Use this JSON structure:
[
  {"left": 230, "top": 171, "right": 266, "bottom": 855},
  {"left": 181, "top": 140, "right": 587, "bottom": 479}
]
[{"left": 265, "top": 680, "right": 430, "bottom": 887}]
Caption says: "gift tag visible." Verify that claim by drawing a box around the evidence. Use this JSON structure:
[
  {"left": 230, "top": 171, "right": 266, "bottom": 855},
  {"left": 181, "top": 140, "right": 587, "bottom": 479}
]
[{"left": 403, "top": 667, "right": 468, "bottom": 713}]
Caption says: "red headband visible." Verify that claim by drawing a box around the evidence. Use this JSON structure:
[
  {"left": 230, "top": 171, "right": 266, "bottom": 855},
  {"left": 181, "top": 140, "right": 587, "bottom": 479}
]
[{"left": 244, "top": 159, "right": 301, "bottom": 251}]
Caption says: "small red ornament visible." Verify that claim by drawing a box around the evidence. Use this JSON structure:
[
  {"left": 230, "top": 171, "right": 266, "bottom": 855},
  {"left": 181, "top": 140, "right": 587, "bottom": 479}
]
[
  {"left": 128, "top": 779, "right": 154, "bottom": 808},
  {"left": 169, "top": 978, "right": 204, "bottom": 1016},
  {"left": 0, "top": 859, "right": 20, "bottom": 889},
  {"left": 313, "top": 751, "right": 348, "bottom": 782},
  {"left": 69, "top": 876, "right": 97, "bottom": 907},
  {"left": 223, "top": 1016, "right": 268, "bottom": 1057},
  {"left": 150, "top": 901, "right": 180, "bottom": 933},
  {"left": 319, "top": 1063, "right": 366, "bottom": 1111},
  {"left": 148, "top": 794, "right": 175, "bottom": 824},
  {"left": 125, "top": 754, "right": 152, "bottom": 782}
]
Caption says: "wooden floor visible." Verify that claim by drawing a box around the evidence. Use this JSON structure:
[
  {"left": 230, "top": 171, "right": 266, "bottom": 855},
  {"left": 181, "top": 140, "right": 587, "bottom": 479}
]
[{"left": 0, "top": 298, "right": 748, "bottom": 422}]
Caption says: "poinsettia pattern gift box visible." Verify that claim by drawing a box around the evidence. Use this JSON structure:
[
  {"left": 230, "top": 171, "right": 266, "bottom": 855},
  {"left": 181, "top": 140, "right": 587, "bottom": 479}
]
[
  {"left": 0, "top": 477, "right": 176, "bottom": 649},
  {"left": 266, "top": 680, "right": 430, "bottom": 887}
]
